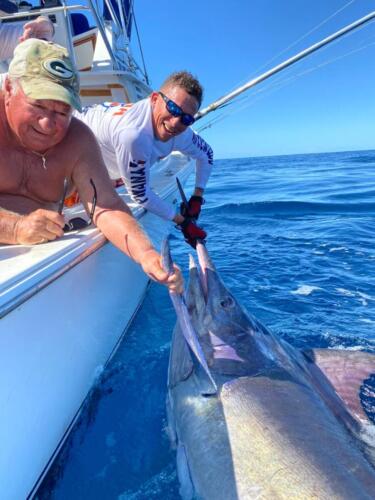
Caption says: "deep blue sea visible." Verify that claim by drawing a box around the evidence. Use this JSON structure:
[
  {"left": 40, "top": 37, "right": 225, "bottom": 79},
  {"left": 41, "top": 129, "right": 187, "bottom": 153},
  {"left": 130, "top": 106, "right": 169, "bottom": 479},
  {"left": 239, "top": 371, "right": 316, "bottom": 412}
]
[{"left": 38, "top": 150, "right": 375, "bottom": 499}]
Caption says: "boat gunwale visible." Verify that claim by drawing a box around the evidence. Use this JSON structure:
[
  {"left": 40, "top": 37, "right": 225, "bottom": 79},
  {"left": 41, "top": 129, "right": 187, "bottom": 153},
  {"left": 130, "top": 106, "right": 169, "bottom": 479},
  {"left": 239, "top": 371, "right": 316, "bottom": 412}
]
[{"left": 0, "top": 156, "right": 192, "bottom": 319}]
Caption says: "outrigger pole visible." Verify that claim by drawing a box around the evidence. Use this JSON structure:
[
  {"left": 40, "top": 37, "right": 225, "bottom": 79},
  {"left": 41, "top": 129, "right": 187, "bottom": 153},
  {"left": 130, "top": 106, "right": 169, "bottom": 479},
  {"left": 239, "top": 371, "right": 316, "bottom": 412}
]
[{"left": 195, "top": 11, "right": 375, "bottom": 121}]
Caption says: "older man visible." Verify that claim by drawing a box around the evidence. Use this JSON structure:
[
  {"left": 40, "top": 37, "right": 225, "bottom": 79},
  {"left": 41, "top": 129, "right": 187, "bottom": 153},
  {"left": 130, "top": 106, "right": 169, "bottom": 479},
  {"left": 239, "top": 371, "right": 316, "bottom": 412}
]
[
  {"left": 0, "top": 39, "right": 182, "bottom": 292},
  {"left": 75, "top": 71, "right": 214, "bottom": 247}
]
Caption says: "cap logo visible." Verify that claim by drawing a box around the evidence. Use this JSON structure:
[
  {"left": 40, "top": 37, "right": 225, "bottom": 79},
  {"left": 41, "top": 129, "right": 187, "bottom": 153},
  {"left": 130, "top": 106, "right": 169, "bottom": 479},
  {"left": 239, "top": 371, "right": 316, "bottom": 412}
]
[{"left": 42, "top": 58, "right": 74, "bottom": 80}]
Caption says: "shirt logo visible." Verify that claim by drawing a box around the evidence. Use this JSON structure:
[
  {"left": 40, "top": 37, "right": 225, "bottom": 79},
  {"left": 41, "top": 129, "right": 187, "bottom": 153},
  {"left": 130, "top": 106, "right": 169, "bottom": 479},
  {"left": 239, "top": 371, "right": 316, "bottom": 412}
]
[
  {"left": 43, "top": 59, "right": 74, "bottom": 80},
  {"left": 129, "top": 160, "right": 148, "bottom": 204}
]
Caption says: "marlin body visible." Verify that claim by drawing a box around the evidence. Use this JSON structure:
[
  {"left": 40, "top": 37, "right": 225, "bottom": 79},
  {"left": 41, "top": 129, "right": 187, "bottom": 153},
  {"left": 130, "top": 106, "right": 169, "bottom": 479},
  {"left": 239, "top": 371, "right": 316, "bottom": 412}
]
[{"left": 165, "top": 241, "right": 375, "bottom": 500}]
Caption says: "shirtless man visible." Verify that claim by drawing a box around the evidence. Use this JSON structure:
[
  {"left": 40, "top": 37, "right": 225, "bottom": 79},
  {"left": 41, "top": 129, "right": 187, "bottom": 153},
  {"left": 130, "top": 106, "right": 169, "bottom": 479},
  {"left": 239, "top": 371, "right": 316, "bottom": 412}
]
[{"left": 0, "top": 38, "right": 182, "bottom": 293}]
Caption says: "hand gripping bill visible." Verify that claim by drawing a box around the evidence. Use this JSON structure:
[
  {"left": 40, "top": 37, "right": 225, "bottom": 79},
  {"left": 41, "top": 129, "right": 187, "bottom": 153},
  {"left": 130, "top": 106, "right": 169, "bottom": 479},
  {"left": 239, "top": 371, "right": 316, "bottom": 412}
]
[
  {"left": 176, "top": 177, "right": 206, "bottom": 247},
  {"left": 186, "top": 195, "right": 204, "bottom": 219},
  {"left": 180, "top": 219, "right": 206, "bottom": 248}
]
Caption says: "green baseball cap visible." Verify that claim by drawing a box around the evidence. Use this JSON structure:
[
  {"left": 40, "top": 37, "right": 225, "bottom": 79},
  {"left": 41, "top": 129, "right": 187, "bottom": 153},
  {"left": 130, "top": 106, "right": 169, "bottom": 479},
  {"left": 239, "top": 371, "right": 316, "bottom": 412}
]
[{"left": 8, "top": 39, "right": 81, "bottom": 112}]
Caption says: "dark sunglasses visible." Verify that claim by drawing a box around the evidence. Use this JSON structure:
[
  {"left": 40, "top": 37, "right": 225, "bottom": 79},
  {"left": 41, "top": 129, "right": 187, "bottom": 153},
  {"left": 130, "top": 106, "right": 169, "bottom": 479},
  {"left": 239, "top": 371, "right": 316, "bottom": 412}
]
[
  {"left": 159, "top": 92, "right": 195, "bottom": 126},
  {"left": 59, "top": 178, "right": 97, "bottom": 232}
]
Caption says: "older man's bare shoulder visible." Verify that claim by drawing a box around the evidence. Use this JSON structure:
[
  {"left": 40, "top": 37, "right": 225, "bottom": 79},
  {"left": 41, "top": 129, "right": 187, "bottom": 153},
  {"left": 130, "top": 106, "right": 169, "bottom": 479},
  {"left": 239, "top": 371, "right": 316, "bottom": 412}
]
[{"left": 68, "top": 116, "right": 99, "bottom": 144}]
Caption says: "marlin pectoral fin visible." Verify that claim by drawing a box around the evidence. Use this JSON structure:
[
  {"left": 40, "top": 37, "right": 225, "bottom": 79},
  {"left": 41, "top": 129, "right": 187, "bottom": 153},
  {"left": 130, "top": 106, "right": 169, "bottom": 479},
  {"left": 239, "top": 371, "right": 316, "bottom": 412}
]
[
  {"left": 168, "top": 324, "right": 194, "bottom": 389},
  {"left": 306, "top": 348, "right": 375, "bottom": 426}
]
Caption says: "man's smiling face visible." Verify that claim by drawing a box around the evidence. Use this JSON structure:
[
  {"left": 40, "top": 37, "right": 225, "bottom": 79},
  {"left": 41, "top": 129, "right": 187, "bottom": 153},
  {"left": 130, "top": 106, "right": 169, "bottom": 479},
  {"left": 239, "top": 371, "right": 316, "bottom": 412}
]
[
  {"left": 4, "top": 79, "right": 72, "bottom": 152},
  {"left": 150, "top": 86, "right": 199, "bottom": 142}
]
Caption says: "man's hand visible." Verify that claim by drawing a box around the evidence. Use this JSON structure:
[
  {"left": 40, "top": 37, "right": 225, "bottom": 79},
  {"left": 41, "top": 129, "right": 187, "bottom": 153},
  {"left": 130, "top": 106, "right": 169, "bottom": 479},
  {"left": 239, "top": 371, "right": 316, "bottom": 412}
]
[
  {"left": 187, "top": 195, "right": 204, "bottom": 219},
  {"left": 15, "top": 209, "right": 65, "bottom": 245},
  {"left": 19, "top": 16, "right": 54, "bottom": 43},
  {"left": 140, "top": 249, "right": 184, "bottom": 293},
  {"left": 180, "top": 218, "right": 206, "bottom": 248}
]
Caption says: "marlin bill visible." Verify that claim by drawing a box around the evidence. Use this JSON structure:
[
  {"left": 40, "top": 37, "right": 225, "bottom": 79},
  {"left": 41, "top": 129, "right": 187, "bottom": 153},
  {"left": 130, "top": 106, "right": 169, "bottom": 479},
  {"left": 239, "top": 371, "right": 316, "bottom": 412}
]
[{"left": 164, "top": 241, "right": 375, "bottom": 499}]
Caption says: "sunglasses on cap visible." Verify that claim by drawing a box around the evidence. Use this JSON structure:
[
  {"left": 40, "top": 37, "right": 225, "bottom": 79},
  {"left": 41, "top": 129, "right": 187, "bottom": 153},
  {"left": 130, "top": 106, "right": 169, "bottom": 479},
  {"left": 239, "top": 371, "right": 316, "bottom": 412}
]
[
  {"left": 59, "top": 178, "right": 97, "bottom": 232},
  {"left": 159, "top": 92, "right": 196, "bottom": 127}
]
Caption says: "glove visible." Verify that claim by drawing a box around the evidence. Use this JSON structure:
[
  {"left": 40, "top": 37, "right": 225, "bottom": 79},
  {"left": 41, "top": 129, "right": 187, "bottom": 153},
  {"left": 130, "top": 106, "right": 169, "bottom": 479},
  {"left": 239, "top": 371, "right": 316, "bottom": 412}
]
[
  {"left": 188, "top": 195, "right": 204, "bottom": 219},
  {"left": 179, "top": 218, "right": 207, "bottom": 248},
  {"left": 180, "top": 195, "right": 204, "bottom": 220}
]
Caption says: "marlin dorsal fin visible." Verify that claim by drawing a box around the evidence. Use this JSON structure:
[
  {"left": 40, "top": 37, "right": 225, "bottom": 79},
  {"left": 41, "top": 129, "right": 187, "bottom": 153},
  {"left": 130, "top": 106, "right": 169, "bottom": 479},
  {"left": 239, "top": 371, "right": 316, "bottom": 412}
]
[{"left": 306, "top": 348, "right": 375, "bottom": 425}]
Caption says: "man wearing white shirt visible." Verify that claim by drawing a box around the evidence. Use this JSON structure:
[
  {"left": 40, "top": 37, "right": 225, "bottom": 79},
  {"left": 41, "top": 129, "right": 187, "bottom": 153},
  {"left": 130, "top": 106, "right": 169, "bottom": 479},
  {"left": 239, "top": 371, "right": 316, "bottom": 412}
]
[{"left": 75, "top": 71, "right": 214, "bottom": 247}]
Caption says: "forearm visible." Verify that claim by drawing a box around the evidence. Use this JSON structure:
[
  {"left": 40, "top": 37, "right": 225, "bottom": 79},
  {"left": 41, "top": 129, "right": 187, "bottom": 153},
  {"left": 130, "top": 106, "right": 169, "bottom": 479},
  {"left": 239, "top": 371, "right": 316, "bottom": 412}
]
[
  {"left": 0, "top": 209, "right": 21, "bottom": 244},
  {"left": 123, "top": 178, "right": 176, "bottom": 221},
  {"left": 94, "top": 207, "right": 156, "bottom": 264},
  {"left": 195, "top": 158, "right": 213, "bottom": 190},
  {"left": 174, "top": 130, "right": 213, "bottom": 190}
]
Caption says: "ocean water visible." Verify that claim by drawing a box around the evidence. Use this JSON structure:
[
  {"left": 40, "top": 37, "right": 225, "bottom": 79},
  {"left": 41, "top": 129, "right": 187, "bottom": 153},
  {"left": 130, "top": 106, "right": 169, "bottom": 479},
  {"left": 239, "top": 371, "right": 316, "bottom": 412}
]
[{"left": 38, "top": 149, "right": 375, "bottom": 499}]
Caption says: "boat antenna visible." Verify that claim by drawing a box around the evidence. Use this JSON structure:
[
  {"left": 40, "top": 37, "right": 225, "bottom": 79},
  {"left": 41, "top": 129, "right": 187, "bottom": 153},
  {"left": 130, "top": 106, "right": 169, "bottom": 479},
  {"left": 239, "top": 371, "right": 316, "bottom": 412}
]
[{"left": 195, "top": 10, "right": 375, "bottom": 121}]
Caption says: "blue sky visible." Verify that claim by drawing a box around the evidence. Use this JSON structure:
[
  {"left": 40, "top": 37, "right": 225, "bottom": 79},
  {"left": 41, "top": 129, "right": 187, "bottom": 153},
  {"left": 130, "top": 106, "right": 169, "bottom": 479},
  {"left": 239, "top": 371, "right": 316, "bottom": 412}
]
[{"left": 132, "top": 1, "right": 375, "bottom": 159}]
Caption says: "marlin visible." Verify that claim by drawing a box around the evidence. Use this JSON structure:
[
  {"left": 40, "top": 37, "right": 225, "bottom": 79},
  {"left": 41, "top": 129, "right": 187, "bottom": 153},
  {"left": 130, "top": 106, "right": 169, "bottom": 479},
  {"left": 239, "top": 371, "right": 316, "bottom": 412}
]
[{"left": 163, "top": 240, "right": 375, "bottom": 499}]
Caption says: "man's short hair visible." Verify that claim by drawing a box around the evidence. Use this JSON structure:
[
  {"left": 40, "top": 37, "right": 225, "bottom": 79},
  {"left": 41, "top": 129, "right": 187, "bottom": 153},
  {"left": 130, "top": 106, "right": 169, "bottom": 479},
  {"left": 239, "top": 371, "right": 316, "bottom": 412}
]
[{"left": 160, "top": 71, "right": 203, "bottom": 108}]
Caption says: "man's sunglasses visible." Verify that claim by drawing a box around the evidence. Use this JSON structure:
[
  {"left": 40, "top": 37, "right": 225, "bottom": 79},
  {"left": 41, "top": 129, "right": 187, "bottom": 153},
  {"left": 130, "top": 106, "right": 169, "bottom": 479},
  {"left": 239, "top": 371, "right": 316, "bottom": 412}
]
[
  {"left": 59, "top": 178, "right": 97, "bottom": 232},
  {"left": 159, "top": 92, "right": 195, "bottom": 127}
]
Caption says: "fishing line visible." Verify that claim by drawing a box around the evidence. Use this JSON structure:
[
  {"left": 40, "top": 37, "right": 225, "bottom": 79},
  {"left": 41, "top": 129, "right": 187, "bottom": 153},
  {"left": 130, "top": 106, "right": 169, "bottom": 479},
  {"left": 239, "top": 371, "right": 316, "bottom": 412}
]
[
  {"left": 250, "top": 0, "right": 358, "bottom": 77},
  {"left": 129, "top": 0, "right": 150, "bottom": 84},
  {"left": 197, "top": 31, "right": 375, "bottom": 133},
  {"left": 198, "top": 11, "right": 375, "bottom": 127},
  {"left": 222, "top": 0, "right": 358, "bottom": 99}
]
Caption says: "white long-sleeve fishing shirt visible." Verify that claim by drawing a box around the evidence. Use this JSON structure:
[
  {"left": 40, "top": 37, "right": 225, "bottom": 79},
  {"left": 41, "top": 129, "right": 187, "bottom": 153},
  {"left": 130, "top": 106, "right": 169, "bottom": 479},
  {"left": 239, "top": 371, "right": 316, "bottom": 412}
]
[{"left": 74, "top": 98, "right": 214, "bottom": 220}]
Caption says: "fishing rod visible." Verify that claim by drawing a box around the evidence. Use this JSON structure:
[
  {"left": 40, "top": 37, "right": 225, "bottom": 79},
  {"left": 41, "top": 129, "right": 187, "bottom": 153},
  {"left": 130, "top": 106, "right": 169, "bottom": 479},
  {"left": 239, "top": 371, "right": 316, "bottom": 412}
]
[{"left": 195, "top": 10, "right": 375, "bottom": 121}]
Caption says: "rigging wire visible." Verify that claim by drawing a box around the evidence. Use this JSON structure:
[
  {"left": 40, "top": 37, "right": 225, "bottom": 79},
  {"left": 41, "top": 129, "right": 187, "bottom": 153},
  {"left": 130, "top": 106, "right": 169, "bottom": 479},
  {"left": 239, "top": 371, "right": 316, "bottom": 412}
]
[
  {"left": 250, "top": 0, "right": 358, "bottom": 78},
  {"left": 122, "top": 0, "right": 132, "bottom": 38},
  {"left": 197, "top": 16, "right": 375, "bottom": 128},
  {"left": 203, "top": 13, "right": 374, "bottom": 117},
  {"left": 129, "top": 0, "right": 150, "bottom": 85},
  {"left": 217, "top": 0, "right": 359, "bottom": 104},
  {"left": 197, "top": 34, "right": 375, "bottom": 134}
]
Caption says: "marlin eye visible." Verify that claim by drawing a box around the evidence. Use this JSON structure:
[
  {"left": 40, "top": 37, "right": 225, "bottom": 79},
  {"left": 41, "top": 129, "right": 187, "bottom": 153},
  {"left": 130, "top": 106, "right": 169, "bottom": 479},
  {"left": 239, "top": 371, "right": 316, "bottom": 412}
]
[{"left": 220, "top": 297, "right": 234, "bottom": 308}]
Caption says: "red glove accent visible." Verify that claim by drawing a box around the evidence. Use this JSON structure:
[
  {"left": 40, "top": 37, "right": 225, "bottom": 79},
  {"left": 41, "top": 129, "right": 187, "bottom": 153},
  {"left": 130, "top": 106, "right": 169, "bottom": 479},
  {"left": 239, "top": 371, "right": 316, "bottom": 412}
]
[
  {"left": 187, "top": 195, "right": 204, "bottom": 219},
  {"left": 180, "top": 219, "right": 207, "bottom": 248}
]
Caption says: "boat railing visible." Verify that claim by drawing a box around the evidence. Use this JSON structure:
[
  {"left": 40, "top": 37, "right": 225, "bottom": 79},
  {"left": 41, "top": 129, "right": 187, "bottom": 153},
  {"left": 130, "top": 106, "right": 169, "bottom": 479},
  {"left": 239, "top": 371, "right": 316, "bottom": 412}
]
[{"left": 0, "top": 0, "right": 151, "bottom": 102}]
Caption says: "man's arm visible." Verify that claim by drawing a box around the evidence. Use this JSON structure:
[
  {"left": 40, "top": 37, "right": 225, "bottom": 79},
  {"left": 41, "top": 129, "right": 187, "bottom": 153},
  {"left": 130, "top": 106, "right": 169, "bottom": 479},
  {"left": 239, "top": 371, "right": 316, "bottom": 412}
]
[
  {"left": 174, "top": 128, "right": 214, "bottom": 193},
  {"left": 0, "top": 209, "right": 21, "bottom": 244},
  {"left": 0, "top": 207, "right": 64, "bottom": 245},
  {"left": 172, "top": 128, "right": 213, "bottom": 223},
  {"left": 115, "top": 129, "right": 176, "bottom": 221},
  {"left": 71, "top": 121, "right": 183, "bottom": 292}
]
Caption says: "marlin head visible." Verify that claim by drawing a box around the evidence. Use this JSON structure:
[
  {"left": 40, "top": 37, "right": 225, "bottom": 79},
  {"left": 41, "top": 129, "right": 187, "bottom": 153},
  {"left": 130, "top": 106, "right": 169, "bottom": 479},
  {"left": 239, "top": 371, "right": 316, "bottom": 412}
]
[{"left": 186, "top": 242, "right": 280, "bottom": 379}]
